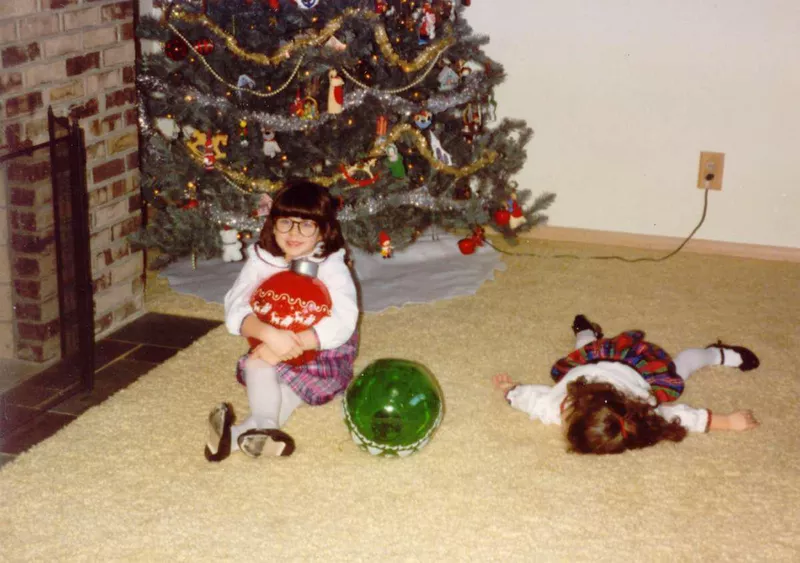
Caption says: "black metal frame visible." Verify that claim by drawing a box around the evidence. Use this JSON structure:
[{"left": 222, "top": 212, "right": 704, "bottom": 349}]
[{"left": 47, "top": 107, "right": 95, "bottom": 392}]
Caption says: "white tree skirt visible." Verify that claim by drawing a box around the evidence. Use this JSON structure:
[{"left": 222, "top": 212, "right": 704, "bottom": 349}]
[{"left": 159, "top": 230, "right": 506, "bottom": 313}]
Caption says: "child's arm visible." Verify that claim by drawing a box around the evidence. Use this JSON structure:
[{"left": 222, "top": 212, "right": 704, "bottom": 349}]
[
  {"left": 657, "top": 404, "right": 759, "bottom": 433},
  {"left": 492, "top": 373, "right": 561, "bottom": 425},
  {"left": 313, "top": 250, "right": 359, "bottom": 350}
]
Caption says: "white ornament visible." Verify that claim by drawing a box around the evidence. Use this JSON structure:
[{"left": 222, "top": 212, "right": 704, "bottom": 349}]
[
  {"left": 154, "top": 117, "right": 178, "bottom": 139},
  {"left": 429, "top": 131, "right": 453, "bottom": 165},
  {"left": 262, "top": 130, "right": 282, "bottom": 158},
  {"left": 220, "top": 228, "right": 243, "bottom": 262}
]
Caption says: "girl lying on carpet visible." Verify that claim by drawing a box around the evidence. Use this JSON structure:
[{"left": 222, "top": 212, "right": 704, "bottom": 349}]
[
  {"left": 493, "top": 315, "right": 760, "bottom": 454},
  {"left": 205, "top": 181, "right": 359, "bottom": 461}
]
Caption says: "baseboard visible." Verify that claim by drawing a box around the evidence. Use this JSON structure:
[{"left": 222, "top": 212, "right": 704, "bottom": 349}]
[{"left": 515, "top": 226, "right": 800, "bottom": 263}]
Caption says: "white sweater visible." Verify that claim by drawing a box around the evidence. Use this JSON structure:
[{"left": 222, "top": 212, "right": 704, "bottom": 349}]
[
  {"left": 506, "top": 362, "right": 710, "bottom": 433},
  {"left": 224, "top": 245, "right": 359, "bottom": 350}
]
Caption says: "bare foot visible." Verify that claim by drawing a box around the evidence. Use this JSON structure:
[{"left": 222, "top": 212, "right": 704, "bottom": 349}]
[{"left": 492, "top": 373, "right": 518, "bottom": 394}]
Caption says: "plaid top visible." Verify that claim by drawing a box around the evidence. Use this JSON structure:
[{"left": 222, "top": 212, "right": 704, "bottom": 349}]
[
  {"left": 550, "top": 330, "right": 684, "bottom": 403},
  {"left": 237, "top": 329, "right": 359, "bottom": 406}
]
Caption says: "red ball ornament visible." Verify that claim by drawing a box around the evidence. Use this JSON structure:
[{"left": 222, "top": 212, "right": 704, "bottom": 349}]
[
  {"left": 182, "top": 198, "right": 199, "bottom": 209},
  {"left": 494, "top": 208, "right": 511, "bottom": 226},
  {"left": 193, "top": 38, "right": 214, "bottom": 56},
  {"left": 164, "top": 38, "right": 189, "bottom": 61},
  {"left": 248, "top": 259, "right": 332, "bottom": 366},
  {"left": 458, "top": 237, "right": 476, "bottom": 255}
]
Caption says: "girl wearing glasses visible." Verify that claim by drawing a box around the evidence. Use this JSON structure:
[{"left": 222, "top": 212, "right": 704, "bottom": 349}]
[{"left": 206, "top": 181, "right": 359, "bottom": 461}]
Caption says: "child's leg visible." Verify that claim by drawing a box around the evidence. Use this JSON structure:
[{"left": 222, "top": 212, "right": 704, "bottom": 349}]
[
  {"left": 574, "top": 330, "right": 596, "bottom": 350},
  {"left": 674, "top": 344, "right": 758, "bottom": 380},
  {"left": 277, "top": 382, "right": 304, "bottom": 427},
  {"left": 673, "top": 348, "right": 720, "bottom": 380},
  {"left": 231, "top": 358, "right": 282, "bottom": 449}
]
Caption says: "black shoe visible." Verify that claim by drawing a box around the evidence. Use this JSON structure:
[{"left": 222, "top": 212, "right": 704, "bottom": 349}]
[
  {"left": 204, "top": 403, "right": 233, "bottom": 462},
  {"left": 572, "top": 314, "right": 604, "bottom": 340},
  {"left": 238, "top": 428, "right": 296, "bottom": 458},
  {"left": 706, "top": 341, "right": 760, "bottom": 371}
]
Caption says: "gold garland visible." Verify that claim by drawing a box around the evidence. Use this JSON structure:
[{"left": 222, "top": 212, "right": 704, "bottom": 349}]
[
  {"left": 370, "top": 124, "right": 499, "bottom": 178},
  {"left": 168, "top": 23, "right": 304, "bottom": 98},
  {"left": 168, "top": 9, "right": 453, "bottom": 73},
  {"left": 183, "top": 123, "right": 497, "bottom": 192}
]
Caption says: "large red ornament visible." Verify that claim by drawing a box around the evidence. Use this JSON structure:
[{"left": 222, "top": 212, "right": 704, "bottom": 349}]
[
  {"left": 193, "top": 38, "right": 214, "bottom": 56},
  {"left": 494, "top": 208, "right": 511, "bottom": 226},
  {"left": 248, "top": 259, "right": 332, "bottom": 366},
  {"left": 164, "top": 38, "right": 188, "bottom": 61}
]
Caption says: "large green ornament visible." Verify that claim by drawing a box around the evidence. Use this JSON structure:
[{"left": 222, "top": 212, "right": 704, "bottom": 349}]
[{"left": 343, "top": 359, "right": 444, "bottom": 457}]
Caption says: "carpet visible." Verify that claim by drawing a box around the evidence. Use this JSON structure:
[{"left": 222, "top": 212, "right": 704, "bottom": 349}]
[{"left": 2, "top": 239, "right": 798, "bottom": 561}]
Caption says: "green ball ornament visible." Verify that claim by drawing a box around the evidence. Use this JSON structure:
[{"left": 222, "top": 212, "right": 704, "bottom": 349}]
[{"left": 343, "top": 359, "right": 444, "bottom": 457}]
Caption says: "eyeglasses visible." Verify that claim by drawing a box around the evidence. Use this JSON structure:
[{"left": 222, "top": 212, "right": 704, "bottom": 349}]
[{"left": 274, "top": 217, "right": 319, "bottom": 237}]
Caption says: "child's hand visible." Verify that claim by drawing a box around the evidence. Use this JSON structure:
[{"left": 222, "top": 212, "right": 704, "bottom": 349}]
[
  {"left": 726, "top": 410, "right": 760, "bottom": 431},
  {"left": 250, "top": 342, "right": 281, "bottom": 366},
  {"left": 492, "top": 373, "right": 518, "bottom": 394},
  {"left": 710, "top": 410, "right": 760, "bottom": 431},
  {"left": 262, "top": 326, "right": 304, "bottom": 362}
]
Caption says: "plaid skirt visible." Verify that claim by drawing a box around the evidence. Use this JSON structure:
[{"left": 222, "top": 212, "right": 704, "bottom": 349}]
[
  {"left": 236, "top": 330, "right": 359, "bottom": 406},
  {"left": 550, "top": 330, "right": 684, "bottom": 403}
]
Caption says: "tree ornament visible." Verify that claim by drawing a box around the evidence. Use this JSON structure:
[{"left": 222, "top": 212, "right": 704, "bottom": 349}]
[
  {"left": 343, "top": 359, "right": 443, "bottom": 457},
  {"left": 494, "top": 208, "right": 511, "bottom": 226},
  {"left": 239, "top": 119, "right": 249, "bottom": 147},
  {"left": 267, "top": 0, "right": 280, "bottom": 9},
  {"left": 437, "top": 61, "right": 459, "bottom": 92},
  {"left": 461, "top": 103, "right": 482, "bottom": 143},
  {"left": 248, "top": 259, "right": 332, "bottom": 366},
  {"left": 262, "top": 129, "right": 281, "bottom": 157},
  {"left": 340, "top": 159, "right": 379, "bottom": 187},
  {"left": 413, "top": 110, "right": 433, "bottom": 130},
  {"left": 193, "top": 37, "right": 214, "bottom": 56},
  {"left": 457, "top": 226, "right": 485, "bottom": 255},
  {"left": 294, "top": 0, "right": 320, "bottom": 9},
  {"left": 220, "top": 227, "right": 243, "bottom": 262},
  {"left": 203, "top": 132, "right": 215, "bottom": 171},
  {"left": 327, "top": 68, "right": 344, "bottom": 114},
  {"left": 429, "top": 130, "right": 452, "bottom": 165},
  {"left": 457, "top": 237, "right": 475, "bottom": 255},
  {"left": 182, "top": 198, "right": 199, "bottom": 209},
  {"left": 376, "top": 115, "right": 389, "bottom": 139},
  {"left": 237, "top": 74, "right": 256, "bottom": 98},
  {"left": 164, "top": 38, "right": 188, "bottom": 61},
  {"left": 300, "top": 96, "right": 319, "bottom": 120},
  {"left": 414, "top": 1, "right": 437, "bottom": 45},
  {"left": 378, "top": 231, "right": 394, "bottom": 258},
  {"left": 290, "top": 87, "right": 304, "bottom": 116},
  {"left": 385, "top": 143, "right": 406, "bottom": 179},
  {"left": 507, "top": 192, "right": 527, "bottom": 229}
]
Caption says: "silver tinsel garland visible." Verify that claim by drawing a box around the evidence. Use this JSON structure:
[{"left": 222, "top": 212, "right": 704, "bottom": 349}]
[{"left": 136, "top": 74, "right": 484, "bottom": 133}]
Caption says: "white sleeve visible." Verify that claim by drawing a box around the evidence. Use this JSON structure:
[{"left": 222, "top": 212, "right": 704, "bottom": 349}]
[
  {"left": 656, "top": 403, "right": 710, "bottom": 433},
  {"left": 505, "top": 384, "right": 562, "bottom": 426},
  {"left": 223, "top": 250, "right": 265, "bottom": 336},
  {"left": 313, "top": 252, "right": 359, "bottom": 349}
]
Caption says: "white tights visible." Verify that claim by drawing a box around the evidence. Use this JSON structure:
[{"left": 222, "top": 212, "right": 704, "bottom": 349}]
[
  {"left": 230, "top": 357, "right": 304, "bottom": 451},
  {"left": 573, "top": 330, "right": 722, "bottom": 381}
]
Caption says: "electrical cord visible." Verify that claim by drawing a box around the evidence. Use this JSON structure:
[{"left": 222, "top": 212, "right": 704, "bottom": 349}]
[{"left": 484, "top": 187, "right": 711, "bottom": 263}]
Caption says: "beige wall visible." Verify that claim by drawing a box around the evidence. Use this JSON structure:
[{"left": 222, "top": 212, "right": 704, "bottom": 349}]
[{"left": 469, "top": 0, "right": 800, "bottom": 249}]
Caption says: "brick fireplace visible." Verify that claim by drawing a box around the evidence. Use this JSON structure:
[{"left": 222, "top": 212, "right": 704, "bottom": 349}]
[{"left": 1, "top": 0, "right": 144, "bottom": 363}]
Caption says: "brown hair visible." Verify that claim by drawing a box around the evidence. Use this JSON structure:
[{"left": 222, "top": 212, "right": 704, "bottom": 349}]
[
  {"left": 563, "top": 377, "right": 687, "bottom": 455},
  {"left": 258, "top": 180, "right": 345, "bottom": 259}
]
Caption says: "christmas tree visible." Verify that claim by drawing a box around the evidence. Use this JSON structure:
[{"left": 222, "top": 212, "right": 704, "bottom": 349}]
[{"left": 134, "top": 0, "right": 554, "bottom": 261}]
